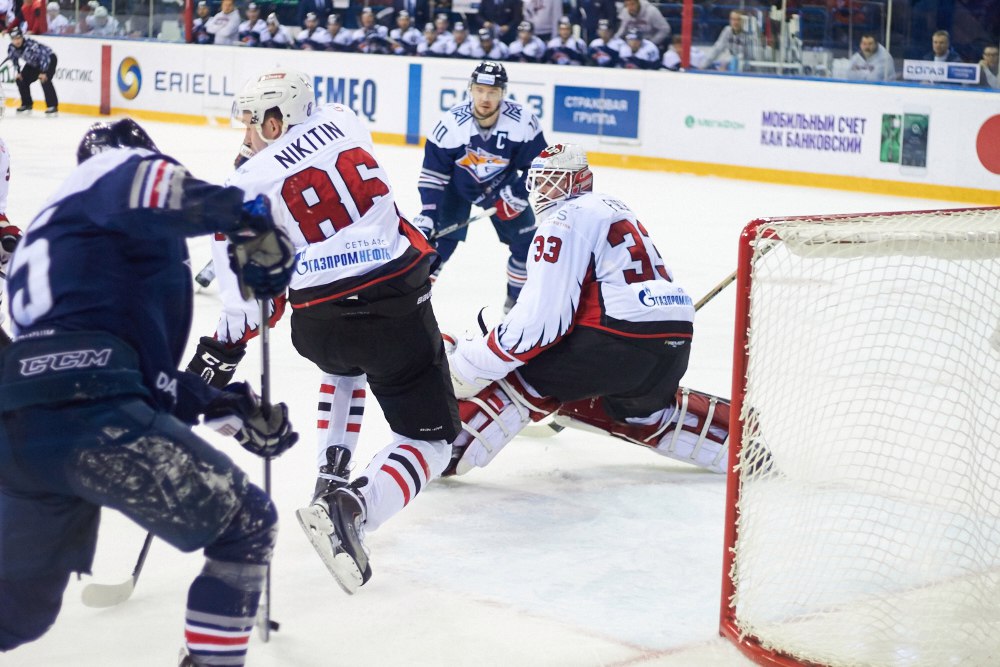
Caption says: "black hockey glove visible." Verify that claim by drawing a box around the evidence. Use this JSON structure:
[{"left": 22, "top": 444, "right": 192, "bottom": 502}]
[
  {"left": 0, "top": 223, "right": 22, "bottom": 267},
  {"left": 185, "top": 336, "right": 247, "bottom": 389},
  {"left": 204, "top": 382, "right": 299, "bottom": 458},
  {"left": 228, "top": 197, "right": 296, "bottom": 300}
]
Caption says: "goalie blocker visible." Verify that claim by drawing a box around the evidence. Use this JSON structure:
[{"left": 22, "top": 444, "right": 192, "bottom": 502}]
[{"left": 448, "top": 373, "right": 730, "bottom": 476}]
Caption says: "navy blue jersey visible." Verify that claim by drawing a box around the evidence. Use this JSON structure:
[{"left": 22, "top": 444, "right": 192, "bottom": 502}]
[
  {"left": 419, "top": 99, "right": 546, "bottom": 221},
  {"left": 6, "top": 148, "right": 248, "bottom": 420}
]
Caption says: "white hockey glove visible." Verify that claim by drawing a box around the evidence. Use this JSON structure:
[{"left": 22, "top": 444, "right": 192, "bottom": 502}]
[
  {"left": 204, "top": 382, "right": 299, "bottom": 458},
  {"left": 442, "top": 332, "right": 495, "bottom": 399},
  {"left": 411, "top": 214, "right": 435, "bottom": 240},
  {"left": 493, "top": 185, "right": 529, "bottom": 221}
]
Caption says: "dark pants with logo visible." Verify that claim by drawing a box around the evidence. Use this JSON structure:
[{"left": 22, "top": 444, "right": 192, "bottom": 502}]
[
  {"left": 519, "top": 327, "right": 692, "bottom": 421},
  {"left": 16, "top": 54, "right": 58, "bottom": 109}
]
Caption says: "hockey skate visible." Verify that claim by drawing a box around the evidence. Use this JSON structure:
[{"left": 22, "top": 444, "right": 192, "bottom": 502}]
[
  {"left": 296, "top": 486, "right": 371, "bottom": 595},
  {"left": 15, "top": 105, "right": 31, "bottom": 114}
]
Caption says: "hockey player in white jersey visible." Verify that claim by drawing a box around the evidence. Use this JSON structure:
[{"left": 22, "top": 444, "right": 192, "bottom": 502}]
[
  {"left": 0, "top": 98, "right": 22, "bottom": 343},
  {"left": 444, "top": 144, "right": 730, "bottom": 476},
  {"left": 186, "top": 69, "right": 460, "bottom": 594}
]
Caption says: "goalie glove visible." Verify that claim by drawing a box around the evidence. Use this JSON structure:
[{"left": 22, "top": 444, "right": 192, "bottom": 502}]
[
  {"left": 228, "top": 196, "right": 296, "bottom": 300},
  {"left": 0, "top": 222, "right": 21, "bottom": 267},
  {"left": 442, "top": 332, "right": 495, "bottom": 399},
  {"left": 185, "top": 336, "right": 247, "bottom": 389},
  {"left": 203, "top": 382, "right": 299, "bottom": 458},
  {"left": 493, "top": 185, "right": 528, "bottom": 221}
]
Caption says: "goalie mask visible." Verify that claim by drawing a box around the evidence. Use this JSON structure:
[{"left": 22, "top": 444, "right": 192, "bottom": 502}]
[
  {"left": 526, "top": 144, "right": 593, "bottom": 215},
  {"left": 236, "top": 69, "right": 314, "bottom": 145}
]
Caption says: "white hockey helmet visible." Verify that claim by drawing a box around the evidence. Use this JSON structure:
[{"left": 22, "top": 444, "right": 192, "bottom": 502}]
[
  {"left": 526, "top": 144, "right": 593, "bottom": 215},
  {"left": 236, "top": 69, "right": 314, "bottom": 143}
]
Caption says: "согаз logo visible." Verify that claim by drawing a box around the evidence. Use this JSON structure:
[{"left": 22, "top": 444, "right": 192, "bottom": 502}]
[{"left": 118, "top": 57, "right": 141, "bottom": 99}]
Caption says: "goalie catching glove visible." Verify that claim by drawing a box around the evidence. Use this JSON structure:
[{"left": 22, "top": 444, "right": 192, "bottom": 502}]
[
  {"left": 228, "top": 195, "right": 296, "bottom": 300},
  {"left": 203, "top": 381, "right": 299, "bottom": 458}
]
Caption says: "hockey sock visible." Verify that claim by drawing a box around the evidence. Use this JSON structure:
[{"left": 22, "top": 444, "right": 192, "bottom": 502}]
[
  {"left": 316, "top": 373, "right": 366, "bottom": 468},
  {"left": 352, "top": 435, "right": 451, "bottom": 531},
  {"left": 505, "top": 256, "right": 527, "bottom": 300},
  {"left": 184, "top": 562, "right": 265, "bottom": 666}
]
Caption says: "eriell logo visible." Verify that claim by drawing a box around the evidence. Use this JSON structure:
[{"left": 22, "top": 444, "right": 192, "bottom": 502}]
[{"left": 19, "top": 348, "right": 113, "bottom": 376}]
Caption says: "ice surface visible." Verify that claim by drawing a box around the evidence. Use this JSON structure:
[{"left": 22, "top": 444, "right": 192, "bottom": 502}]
[{"left": 0, "top": 113, "right": 965, "bottom": 666}]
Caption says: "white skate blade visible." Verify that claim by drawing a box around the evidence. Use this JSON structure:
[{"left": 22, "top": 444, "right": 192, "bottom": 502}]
[
  {"left": 295, "top": 505, "right": 363, "bottom": 595},
  {"left": 81, "top": 577, "right": 136, "bottom": 608}
]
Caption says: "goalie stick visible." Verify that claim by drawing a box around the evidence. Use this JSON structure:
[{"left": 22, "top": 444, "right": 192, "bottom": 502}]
[{"left": 81, "top": 532, "right": 153, "bottom": 608}]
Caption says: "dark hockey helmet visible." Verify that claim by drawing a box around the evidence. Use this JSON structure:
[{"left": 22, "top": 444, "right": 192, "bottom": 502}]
[
  {"left": 469, "top": 61, "right": 508, "bottom": 94},
  {"left": 77, "top": 118, "right": 159, "bottom": 164}
]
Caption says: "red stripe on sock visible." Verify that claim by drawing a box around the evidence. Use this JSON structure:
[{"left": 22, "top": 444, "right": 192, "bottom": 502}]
[
  {"left": 320, "top": 384, "right": 335, "bottom": 394},
  {"left": 381, "top": 464, "right": 411, "bottom": 505},
  {"left": 346, "top": 423, "right": 361, "bottom": 432},
  {"left": 398, "top": 444, "right": 431, "bottom": 479},
  {"left": 352, "top": 389, "right": 366, "bottom": 398},
  {"left": 317, "top": 420, "right": 329, "bottom": 429},
  {"left": 184, "top": 630, "right": 249, "bottom": 647}
]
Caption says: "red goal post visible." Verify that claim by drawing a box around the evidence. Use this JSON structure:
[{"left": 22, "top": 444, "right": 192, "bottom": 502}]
[{"left": 720, "top": 207, "right": 1000, "bottom": 667}]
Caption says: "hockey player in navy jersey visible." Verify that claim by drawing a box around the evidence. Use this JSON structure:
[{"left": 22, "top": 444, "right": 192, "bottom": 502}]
[
  {"left": 415, "top": 61, "right": 547, "bottom": 311},
  {"left": 0, "top": 119, "right": 298, "bottom": 666},
  {"left": 443, "top": 144, "right": 731, "bottom": 477}
]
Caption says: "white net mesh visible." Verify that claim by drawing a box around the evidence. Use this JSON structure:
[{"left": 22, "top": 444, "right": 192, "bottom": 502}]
[{"left": 730, "top": 208, "right": 1000, "bottom": 667}]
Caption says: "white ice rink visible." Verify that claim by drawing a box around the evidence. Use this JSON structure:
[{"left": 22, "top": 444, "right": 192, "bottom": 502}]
[{"left": 0, "top": 113, "right": 970, "bottom": 667}]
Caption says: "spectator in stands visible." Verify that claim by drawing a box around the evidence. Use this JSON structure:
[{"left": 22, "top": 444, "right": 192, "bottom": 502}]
[
  {"left": 619, "top": 28, "right": 659, "bottom": 69},
  {"left": 451, "top": 22, "right": 483, "bottom": 58},
  {"left": 702, "top": 9, "right": 759, "bottom": 71},
  {"left": 296, "top": 11, "right": 330, "bottom": 49},
  {"left": 846, "top": 33, "right": 895, "bottom": 82},
  {"left": 390, "top": 10, "right": 422, "bottom": 55},
  {"left": 206, "top": 0, "right": 240, "bottom": 45},
  {"left": 21, "top": 0, "right": 46, "bottom": 34},
  {"left": 45, "top": 1, "right": 69, "bottom": 33},
  {"left": 238, "top": 2, "right": 266, "bottom": 45},
  {"left": 474, "top": 0, "right": 521, "bottom": 44},
  {"left": 544, "top": 16, "right": 586, "bottom": 65},
  {"left": 588, "top": 17, "right": 624, "bottom": 67},
  {"left": 296, "top": 0, "right": 332, "bottom": 30},
  {"left": 980, "top": 45, "right": 999, "bottom": 89},
  {"left": 923, "top": 30, "right": 963, "bottom": 62},
  {"left": 326, "top": 14, "right": 354, "bottom": 51},
  {"left": 87, "top": 5, "right": 122, "bottom": 36},
  {"left": 661, "top": 33, "right": 683, "bottom": 70},
  {"left": 508, "top": 20, "right": 545, "bottom": 62},
  {"left": 613, "top": 0, "right": 669, "bottom": 51},
  {"left": 478, "top": 27, "right": 509, "bottom": 60},
  {"left": 571, "top": 0, "right": 616, "bottom": 43},
  {"left": 522, "top": 0, "right": 561, "bottom": 42},
  {"left": 354, "top": 7, "right": 392, "bottom": 53},
  {"left": 418, "top": 21, "right": 450, "bottom": 56},
  {"left": 192, "top": 0, "right": 213, "bottom": 43},
  {"left": 259, "top": 11, "right": 292, "bottom": 47}
]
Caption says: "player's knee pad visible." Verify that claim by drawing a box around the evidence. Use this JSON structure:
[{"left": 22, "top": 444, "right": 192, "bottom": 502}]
[
  {"left": 0, "top": 573, "right": 69, "bottom": 650},
  {"left": 204, "top": 484, "right": 277, "bottom": 567},
  {"left": 448, "top": 373, "right": 558, "bottom": 476},
  {"left": 556, "top": 388, "right": 730, "bottom": 473}
]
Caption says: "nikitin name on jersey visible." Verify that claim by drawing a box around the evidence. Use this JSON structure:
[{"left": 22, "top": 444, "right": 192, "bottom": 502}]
[
  {"left": 298, "top": 248, "right": 392, "bottom": 273},
  {"left": 274, "top": 122, "right": 347, "bottom": 169},
  {"left": 638, "top": 290, "right": 693, "bottom": 308}
]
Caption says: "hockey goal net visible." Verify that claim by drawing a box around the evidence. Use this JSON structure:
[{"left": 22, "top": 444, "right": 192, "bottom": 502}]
[{"left": 720, "top": 208, "right": 1000, "bottom": 667}]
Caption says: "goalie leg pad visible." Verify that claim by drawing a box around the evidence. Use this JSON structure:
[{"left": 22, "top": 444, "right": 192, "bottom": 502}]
[
  {"left": 555, "top": 388, "right": 730, "bottom": 473},
  {"left": 448, "top": 373, "right": 558, "bottom": 476}
]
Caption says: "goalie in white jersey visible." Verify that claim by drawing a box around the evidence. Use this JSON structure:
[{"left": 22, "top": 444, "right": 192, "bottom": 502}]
[
  {"left": 187, "top": 69, "right": 460, "bottom": 594},
  {"left": 445, "top": 144, "right": 731, "bottom": 476}
]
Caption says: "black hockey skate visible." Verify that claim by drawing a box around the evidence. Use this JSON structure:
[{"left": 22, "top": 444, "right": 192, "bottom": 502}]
[
  {"left": 310, "top": 446, "right": 351, "bottom": 505},
  {"left": 296, "top": 485, "right": 371, "bottom": 595},
  {"left": 15, "top": 105, "right": 31, "bottom": 114}
]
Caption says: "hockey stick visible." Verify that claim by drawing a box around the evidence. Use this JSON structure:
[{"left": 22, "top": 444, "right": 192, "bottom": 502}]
[
  {"left": 429, "top": 207, "right": 498, "bottom": 241},
  {"left": 255, "top": 299, "right": 280, "bottom": 640},
  {"left": 81, "top": 532, "right": 153, "bottom": 608}
]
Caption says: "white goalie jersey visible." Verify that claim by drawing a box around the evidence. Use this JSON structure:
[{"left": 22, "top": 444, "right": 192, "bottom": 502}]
[
  {"left": 458, "top": 191, "right": 695, "bottom": 380},
  {"left": 210, "top": 103, "right": 431, "bottom": 344}
]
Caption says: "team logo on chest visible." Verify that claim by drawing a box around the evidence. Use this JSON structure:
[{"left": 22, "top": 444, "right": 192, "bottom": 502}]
[{"left": 456, "top": 147, "right": 509, "bottom": 182}]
